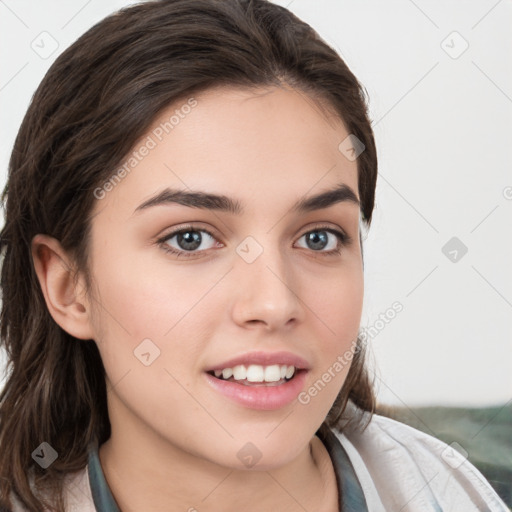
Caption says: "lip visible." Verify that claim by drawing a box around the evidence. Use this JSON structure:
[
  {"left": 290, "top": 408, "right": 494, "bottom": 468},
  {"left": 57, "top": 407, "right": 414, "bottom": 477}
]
[
  {"left": 204, "top": 369, "right": 309, "bottom": 410},
  {"left": 204, "top": 351, "right": 311, "bottom": 372}
]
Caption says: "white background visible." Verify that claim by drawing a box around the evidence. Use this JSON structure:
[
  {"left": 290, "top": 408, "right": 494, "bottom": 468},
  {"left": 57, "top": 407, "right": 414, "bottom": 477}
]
[{"left": 0, "top": 0, "right": 511, "bottom": 407}]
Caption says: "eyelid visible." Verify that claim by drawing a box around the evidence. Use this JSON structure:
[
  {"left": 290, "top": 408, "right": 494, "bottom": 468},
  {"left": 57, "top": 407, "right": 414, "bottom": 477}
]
[
  {"left": 157, "top": 222, "right": 219, "bottom": 241},
  {"left": 297, "top": 222, "right": 350, "bottom": 240}
]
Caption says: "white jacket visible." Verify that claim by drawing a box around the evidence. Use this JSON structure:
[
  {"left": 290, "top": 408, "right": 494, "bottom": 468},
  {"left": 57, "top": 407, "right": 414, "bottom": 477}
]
[{"left": 326, "top": 407, "right": 509, "bottom": 511}]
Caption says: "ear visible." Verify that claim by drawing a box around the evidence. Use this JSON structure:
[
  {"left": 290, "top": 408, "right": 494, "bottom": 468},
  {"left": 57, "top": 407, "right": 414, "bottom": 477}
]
[{"left": 31, "top": 234, "right": 95, "bottom": 340}]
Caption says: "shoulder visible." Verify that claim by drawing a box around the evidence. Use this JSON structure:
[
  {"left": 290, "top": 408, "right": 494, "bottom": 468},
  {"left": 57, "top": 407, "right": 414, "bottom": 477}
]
[
  {"left": 7, "top": 466, "right": 95, "bottom": 512},
  {"left": 330, "top": 404, "right": 509, "bottom": 511}
]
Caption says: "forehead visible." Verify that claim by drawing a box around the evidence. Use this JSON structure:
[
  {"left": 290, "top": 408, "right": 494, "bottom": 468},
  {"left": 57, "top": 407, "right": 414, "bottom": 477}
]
[{"left": 91, "top": 85, "right": 359, "bottom": 220}]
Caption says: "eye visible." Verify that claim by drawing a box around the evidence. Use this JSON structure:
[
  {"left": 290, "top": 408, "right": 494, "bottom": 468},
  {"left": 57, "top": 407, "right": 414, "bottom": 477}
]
[
  {"left": 157, "top": 224, "right": 351, "bottom": 259},
  {"left": 157, "top": 226, "right": 220, "bottom": 258},
  {"left": 295, "top": 226, "right": 350, "bottom": 255}
]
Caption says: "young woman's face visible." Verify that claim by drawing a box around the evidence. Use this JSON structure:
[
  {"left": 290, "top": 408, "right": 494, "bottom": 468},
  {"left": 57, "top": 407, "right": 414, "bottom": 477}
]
[{"left": 86, "top": 85, "right": 364, "bottom": 469}]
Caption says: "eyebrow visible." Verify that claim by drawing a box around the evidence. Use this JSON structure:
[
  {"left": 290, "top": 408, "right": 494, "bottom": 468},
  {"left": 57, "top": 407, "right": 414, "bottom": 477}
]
[{"left": 132, "top": 182, "right": 359, "bottom": 216}]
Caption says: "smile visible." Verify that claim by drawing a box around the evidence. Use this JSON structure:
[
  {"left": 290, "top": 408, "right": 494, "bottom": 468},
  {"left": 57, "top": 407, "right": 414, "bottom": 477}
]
[{"left": 208, "top": 364, "right": 296, "bottom": 385}]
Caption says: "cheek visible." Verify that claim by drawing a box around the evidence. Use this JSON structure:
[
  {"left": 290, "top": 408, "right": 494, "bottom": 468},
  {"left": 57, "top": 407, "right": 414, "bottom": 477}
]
[
  {"left": 89, "top": 243, "right": 226, "bottom": 341},
  {"left": 299, "top": 265, "right": 363, "bottom": 407},
  {"left": 308, "top": 264, "right": 364, "bottom": 343},
  {"left": 86, "top": 246, "right": 231, "bottom": 401}
]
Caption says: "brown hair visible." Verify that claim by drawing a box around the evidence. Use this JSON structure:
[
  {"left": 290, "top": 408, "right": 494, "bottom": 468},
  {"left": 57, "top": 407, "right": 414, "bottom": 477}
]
[{"left": 0, "top": 0, "right": 377, "bottom": 510}]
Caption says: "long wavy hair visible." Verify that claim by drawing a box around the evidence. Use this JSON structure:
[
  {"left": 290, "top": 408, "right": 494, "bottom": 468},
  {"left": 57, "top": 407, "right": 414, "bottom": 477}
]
[{"left": 0, "top": 0, "right": 378, "bottom": 510}]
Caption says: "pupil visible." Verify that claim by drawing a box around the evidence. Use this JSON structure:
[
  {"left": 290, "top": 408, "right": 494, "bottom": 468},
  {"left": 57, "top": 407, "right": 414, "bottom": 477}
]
[
  {"left": 177, "top": 231, "right": 201, "bottom": 251},
  {"left": 307, "top": 231, "right": 327, "bottom": 250}
]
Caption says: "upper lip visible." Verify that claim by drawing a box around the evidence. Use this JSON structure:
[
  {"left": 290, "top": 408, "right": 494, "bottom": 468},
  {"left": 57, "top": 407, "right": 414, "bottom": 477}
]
[{"left": 205, "top": 351, "right": 311, "bottom": 372}]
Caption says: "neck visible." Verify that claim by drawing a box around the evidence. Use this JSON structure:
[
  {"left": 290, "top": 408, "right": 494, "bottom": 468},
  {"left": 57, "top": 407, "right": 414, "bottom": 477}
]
[{"left": 98, "top": 411, "right": 338, "bottom": 512}]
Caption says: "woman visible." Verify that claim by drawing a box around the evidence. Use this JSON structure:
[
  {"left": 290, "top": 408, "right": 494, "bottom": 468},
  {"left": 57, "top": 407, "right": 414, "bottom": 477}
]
[{"left": 0, "top": 0, "right": 507, "bottom": 511}]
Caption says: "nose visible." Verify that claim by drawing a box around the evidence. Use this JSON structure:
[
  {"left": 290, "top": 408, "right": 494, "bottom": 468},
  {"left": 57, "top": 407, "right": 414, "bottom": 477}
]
[{"left": 230, "top": 244, "right": 305, "bottom": 331}]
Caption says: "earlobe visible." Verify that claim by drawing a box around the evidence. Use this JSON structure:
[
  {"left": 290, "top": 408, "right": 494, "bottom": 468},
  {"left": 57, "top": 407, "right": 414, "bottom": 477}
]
[{"left": 31, "top": 234, "right": 95, "bottom": 340}]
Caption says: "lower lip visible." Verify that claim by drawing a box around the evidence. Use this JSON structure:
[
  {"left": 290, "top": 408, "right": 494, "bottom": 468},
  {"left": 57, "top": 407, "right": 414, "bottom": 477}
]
[{"left": 204, "top": 370, "right": 308, "bottom": 411}]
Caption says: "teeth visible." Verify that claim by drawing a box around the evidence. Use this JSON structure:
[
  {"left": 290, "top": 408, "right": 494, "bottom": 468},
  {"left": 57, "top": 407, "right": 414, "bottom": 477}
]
[
  {"left": 233, "top": 365, "right": 246, "bottom": 380},
  {"left": 246, "top": 365, "right": 264, "bottom": 382},
  {"left": 285, "top": 366, "right": 295, "bottom": 379},
  {"left": 211, "top": 364, "right": 297, "bottom": 383},
  {"left": 264, "top": 365, "right": 282, "bottom": 382},
  {"left": 222, "top": 367, "right": 233, "bottom": 379}
]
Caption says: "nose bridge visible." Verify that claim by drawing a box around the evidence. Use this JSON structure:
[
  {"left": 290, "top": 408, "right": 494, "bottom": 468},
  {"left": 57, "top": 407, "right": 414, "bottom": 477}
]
[{"left": 230, "top": 234, "right": 303, "bottom": 328}]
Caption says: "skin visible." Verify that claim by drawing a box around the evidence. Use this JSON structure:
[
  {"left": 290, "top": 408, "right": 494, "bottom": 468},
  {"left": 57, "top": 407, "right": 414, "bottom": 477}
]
[{"left": 32, "top": 84, "right": 364, "bottom": 512}]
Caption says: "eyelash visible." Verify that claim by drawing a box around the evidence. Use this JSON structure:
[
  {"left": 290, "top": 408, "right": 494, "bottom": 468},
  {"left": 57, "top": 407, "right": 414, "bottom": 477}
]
[{"left": 157, "top": 224, "right": 352, "bottom": 259}]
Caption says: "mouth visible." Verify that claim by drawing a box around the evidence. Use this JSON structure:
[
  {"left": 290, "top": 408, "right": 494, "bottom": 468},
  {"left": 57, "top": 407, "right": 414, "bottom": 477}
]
[
  {"left": 206, "top": 364, "right": 305, "bottom": 387},
  {"left": 204, "top": 364, "right": 309, "bottom": 410},
  {"left": 203, "top": 351, "right": 310, "bottom": 409}
]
